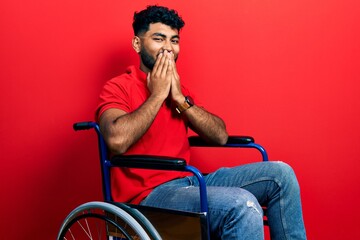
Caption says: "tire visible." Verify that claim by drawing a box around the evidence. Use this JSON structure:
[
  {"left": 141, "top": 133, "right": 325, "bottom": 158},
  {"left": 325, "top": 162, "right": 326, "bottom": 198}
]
[{"left": 57, "top": 201, "right": 161, "bottom": 240}]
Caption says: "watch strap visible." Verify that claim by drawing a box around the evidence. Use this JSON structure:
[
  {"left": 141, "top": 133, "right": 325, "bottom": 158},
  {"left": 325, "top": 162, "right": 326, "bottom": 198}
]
[
  {"left": 176, "top": 96, "right": 193, "bottom": 114},
  {"left": 176, "top": 101, "right": 191, "bottom": 113}
]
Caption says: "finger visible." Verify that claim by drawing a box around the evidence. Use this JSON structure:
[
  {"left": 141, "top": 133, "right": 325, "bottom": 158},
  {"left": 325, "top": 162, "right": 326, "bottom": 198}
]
[
  {"left": 152, "top": 51, "right": 163, "bottom": 75},
  {"left": 146, "top": 72, "right": 151, "bottom": 86},
  {"left": 156, "top": 51, "right": 169, "bottom": 78},
  {"left": 168, "top": 53, "right": 178, "bottom": 76},
  {"left": 160, "top": 51, "right": 171, "bottom": 78},
  {"left": 170, "top": 59, "right": 179, "bottom": 80}
]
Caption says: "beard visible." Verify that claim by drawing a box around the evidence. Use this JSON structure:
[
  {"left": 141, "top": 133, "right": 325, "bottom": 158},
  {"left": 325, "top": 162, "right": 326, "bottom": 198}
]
[
  {"left": 140, "top": 46, "right": 156, "bottom": 70},
  {"left": 140, "top": 46, "right": 178, "bottom": 70}
]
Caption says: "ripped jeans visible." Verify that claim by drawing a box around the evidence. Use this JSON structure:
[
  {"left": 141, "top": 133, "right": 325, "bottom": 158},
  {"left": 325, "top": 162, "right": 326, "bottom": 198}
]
[{"left": 140, "top": 161, "right": 306, "bottom": 240}]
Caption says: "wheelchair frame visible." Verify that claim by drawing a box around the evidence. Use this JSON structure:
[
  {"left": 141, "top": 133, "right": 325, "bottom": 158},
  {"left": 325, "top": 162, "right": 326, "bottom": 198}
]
[{"left": 57, "top": 121, "right": 268, "bottom": 240}]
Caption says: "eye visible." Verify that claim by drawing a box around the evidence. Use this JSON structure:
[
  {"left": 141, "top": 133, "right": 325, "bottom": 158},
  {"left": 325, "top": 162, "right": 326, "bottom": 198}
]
[
  {"left": 153, "top": 37, "right": 164, "bottom": 42},
  {"left": 171, "top": 39, "right": 180, "bottom": 44}
]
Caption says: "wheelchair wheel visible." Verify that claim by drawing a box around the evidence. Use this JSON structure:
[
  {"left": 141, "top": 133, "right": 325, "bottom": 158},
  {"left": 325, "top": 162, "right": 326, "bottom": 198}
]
[{"left": 57, "top": 201, "right": 161, "bottom": 240}]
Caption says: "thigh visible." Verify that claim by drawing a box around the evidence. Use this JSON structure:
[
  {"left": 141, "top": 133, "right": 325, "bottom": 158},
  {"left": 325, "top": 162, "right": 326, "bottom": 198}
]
[
  {"left": 202, "top": 161, "right": 295, "bottom": 205},
  {"left": 140, "top": 178, "right": 261, "bottom": 214}
]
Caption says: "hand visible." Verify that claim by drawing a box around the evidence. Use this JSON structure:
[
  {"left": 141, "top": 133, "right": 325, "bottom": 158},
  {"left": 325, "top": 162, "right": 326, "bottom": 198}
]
[
  {"left": 169, "top": 52, "right": 184, "bottom": 103},
  {"left": 147, "top": 51, "right": 173, "bottom": 100}
]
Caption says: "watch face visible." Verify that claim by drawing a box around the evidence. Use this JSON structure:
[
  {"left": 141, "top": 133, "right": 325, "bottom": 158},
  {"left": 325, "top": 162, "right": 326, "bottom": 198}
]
[{"left": 185, "top": 96, "right": 194, "bottom": 106}]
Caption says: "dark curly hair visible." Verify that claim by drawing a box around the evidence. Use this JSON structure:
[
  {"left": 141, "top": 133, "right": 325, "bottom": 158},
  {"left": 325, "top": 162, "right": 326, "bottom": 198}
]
[{"left": 132, "top": 5, "right": 185, "bottom": 36}]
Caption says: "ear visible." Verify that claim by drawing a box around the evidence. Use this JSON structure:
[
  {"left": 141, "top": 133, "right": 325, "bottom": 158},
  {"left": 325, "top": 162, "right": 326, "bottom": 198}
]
[{"left": 132, "top": 36, "right": 141, "bottom": 53}]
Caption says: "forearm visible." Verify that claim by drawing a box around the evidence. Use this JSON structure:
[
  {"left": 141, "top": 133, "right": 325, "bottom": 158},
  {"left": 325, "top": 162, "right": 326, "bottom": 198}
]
[
  {"left": 168, "top": 54, "right": 227, "bottom": 144},
  {"left": 99, "top": 95, "right": 164, "bottom": 154},
  {"left": 100, "top": 51, "right": 176, "bottom": 154},
  {"left": 183, "top": 105, "right": 228, "bottom": 145}
]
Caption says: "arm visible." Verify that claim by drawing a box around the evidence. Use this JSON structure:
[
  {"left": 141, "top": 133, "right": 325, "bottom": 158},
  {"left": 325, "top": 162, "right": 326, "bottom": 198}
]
[
  {"left": 182, "top": 105, "right": 228, "bottom": 145},
  {"left": 169, "top": 54, "right": 229, "bottom": 145},
  {"left": 99, "top": 96, "right": 163, "bottom": 154},
  {"left": 99, "top": 51, "right": 174, "bottom": 154}
]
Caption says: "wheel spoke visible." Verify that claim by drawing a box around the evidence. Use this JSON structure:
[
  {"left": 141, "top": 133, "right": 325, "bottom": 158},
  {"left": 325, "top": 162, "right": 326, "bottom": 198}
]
[
  {"left": 58, "top": 202, "right": 156, "bottom": 240},
  {"left": 84, "top": 217, "right": 93, "bottom": 239},
  {"left": 76, "top": 219, "right": 93, "bottom": 239}
]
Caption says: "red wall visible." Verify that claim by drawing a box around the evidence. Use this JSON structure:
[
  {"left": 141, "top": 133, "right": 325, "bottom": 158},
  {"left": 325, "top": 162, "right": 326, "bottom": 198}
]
[{"left": 1, "top": 0, "right": 359, "bottom": 239}]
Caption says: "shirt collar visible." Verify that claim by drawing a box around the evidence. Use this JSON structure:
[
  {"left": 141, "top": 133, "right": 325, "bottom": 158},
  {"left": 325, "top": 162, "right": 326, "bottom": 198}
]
[{"left": 126, "top": 65, "right": 147, "bottom": 83}]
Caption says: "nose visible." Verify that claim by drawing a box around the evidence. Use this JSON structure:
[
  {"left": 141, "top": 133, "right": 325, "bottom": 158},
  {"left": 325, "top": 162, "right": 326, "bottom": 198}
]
[{"left": 162, "top": 40, "right": 173, "bottom": 53}]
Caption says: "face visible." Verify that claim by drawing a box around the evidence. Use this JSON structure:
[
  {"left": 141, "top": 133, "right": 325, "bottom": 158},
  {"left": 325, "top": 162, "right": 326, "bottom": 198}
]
[{"left": 134, "top": 23, "right": 180, "bottom": 72}]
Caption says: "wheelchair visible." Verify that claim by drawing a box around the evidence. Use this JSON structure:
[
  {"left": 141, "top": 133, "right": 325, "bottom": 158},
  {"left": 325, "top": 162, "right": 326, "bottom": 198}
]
[{"left": 57, "top": 121, "right": 269, "bottom": 240}]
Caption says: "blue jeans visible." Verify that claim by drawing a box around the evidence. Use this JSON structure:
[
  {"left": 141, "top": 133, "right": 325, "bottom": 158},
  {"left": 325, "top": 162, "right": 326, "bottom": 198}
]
[{"left": 140, "top": 161, "right": 306, "bottom": 240}]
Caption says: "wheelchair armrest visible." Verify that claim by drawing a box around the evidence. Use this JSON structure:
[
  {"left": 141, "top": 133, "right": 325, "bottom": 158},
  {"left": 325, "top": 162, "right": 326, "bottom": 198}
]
[
  {"left": 110, "top": 155, "right": 209, "bottom": 214},
  {"left": 110, "top": 155, "right": 187, "bottom": 171},
  {"left": 226, "top": 136, "right": 255, "bottom": 145},
  {"left": 188, "top": 135, "right": 255, "bottom": 147},
  {"left": 189, "top": 135, "right": 268, "bottom": 161}
]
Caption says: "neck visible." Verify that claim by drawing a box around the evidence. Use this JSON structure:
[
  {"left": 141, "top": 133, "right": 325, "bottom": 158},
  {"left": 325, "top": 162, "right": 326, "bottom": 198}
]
[{"left": 139, "top": 62, "right": 150, "bottom": 74}]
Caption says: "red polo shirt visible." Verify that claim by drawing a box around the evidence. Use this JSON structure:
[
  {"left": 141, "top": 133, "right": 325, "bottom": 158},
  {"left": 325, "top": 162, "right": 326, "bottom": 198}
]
[{"left": 96, "top": 66, "right": 191, "bottom": 203}]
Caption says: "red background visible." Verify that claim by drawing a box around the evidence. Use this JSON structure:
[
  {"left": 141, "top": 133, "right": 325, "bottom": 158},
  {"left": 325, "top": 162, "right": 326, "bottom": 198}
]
[{"left": 1, "top": 0, "right": 359, "bottom": 239}]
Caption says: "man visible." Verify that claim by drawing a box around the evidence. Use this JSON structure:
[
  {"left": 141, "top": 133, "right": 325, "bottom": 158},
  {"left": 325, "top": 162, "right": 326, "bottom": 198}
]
[{"left": 96, "top": 5, "right": 306, "bottom": 239}]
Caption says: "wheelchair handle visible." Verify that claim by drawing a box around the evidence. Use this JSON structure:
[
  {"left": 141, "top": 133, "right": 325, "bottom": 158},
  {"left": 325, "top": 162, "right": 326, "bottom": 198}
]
[{"left": 73, "top": 122, "right": 97, "bottom": 131}]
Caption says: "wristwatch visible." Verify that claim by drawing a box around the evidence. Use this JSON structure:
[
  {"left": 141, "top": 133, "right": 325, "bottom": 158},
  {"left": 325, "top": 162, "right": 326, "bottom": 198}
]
[{"left": 176, "top": 96, "right": 194, "bottom": 113}]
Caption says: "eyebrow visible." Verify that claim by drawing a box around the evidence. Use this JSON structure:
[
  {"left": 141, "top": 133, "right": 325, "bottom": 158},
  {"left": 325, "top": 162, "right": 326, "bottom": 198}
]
[{"left": 152, "top": 32, "right": 180, "bottom": 39}]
